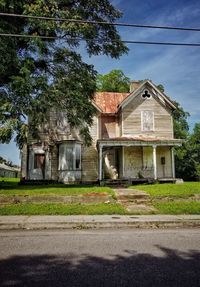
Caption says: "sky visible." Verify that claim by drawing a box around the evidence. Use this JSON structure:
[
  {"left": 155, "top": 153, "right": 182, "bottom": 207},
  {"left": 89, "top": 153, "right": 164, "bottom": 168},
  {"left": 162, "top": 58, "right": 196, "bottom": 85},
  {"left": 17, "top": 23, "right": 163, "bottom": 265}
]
[{"left": 0, "top": 0, "right": 200, "bottom": 165}]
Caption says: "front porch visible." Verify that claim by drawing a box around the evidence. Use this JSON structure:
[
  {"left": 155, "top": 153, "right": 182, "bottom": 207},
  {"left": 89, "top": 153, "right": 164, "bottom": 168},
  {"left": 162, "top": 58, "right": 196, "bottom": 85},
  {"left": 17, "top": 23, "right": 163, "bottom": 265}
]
[{"left": 97, "top": 138, "right": 182, "bottom": 182}]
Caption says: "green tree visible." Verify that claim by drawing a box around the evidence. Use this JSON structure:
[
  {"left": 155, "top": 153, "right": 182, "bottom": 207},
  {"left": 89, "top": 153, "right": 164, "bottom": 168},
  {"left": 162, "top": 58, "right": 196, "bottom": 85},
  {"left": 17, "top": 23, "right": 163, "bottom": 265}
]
[
  {"left": 96, "top": 69, "right": 130, "bottom": 92},
  {"left": 172, "top": 101, "right": 190, "bottom": 139},
  {"left": 175, "top": 123, "right": 200, "bottom": 181},
  {"left": 189, "top": 123, "right": 200, "bottom": 180},
  {"left": 0, "top": 0, "right": 128, "bottom": 147}
]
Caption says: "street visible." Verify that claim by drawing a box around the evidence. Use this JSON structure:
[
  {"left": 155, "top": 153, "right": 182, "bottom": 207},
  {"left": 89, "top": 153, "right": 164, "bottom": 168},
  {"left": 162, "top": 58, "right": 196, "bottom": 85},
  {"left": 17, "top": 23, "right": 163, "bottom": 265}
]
[{"left": 0, "top": 229, "right": 199, "bottom": 287}]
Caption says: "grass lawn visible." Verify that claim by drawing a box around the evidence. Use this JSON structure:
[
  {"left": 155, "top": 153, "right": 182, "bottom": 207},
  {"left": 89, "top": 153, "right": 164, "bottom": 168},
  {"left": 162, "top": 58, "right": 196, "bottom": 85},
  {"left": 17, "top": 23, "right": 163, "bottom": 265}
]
[
  {"left": 0, "top": 178, "right": 114, "bottom": 197},
  {"left": 0, "top": 203, "right": 126, "bottom": 215},
  {"left": 129, "top": 182, "right": 200, "bottom": 198},
  {"left": 129, "top": 182, "right": 200, "bottom": 215},
  {"left": 1, "top": 179, "right": 200, "bottom": 215},
  {"left": 0, "top": 178, "right": 122, "bottom": 215},
  {"left": 154, "top": 201, "right": 200, "bottom": 215}
]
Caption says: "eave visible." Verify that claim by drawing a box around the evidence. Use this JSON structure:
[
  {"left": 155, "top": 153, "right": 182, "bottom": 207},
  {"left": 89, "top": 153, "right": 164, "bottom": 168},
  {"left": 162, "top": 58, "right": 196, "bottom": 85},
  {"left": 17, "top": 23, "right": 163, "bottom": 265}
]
[{"left": 97, "top": 137, "right": 183, "bottom": 148}]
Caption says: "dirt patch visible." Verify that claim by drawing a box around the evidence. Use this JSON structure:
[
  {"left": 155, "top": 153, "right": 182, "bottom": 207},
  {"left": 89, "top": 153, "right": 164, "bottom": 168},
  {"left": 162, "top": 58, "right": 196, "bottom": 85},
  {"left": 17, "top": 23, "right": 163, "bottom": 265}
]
[{"left": 0, "top": 194, "right": 115, "bottom": 204}]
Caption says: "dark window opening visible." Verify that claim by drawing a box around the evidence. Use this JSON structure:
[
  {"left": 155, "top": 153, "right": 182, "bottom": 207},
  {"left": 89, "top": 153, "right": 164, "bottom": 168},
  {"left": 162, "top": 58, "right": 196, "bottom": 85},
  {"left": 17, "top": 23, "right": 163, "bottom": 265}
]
[{"left": 34, "top": 154, "right": 45, "bottom": 169}]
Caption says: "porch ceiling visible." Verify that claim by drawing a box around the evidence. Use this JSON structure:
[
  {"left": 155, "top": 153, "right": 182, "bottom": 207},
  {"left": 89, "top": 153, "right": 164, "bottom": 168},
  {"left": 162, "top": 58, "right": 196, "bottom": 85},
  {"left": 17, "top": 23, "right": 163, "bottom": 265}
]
[{"left": 97, "top": 137, "right": 183, "bottom": 147}]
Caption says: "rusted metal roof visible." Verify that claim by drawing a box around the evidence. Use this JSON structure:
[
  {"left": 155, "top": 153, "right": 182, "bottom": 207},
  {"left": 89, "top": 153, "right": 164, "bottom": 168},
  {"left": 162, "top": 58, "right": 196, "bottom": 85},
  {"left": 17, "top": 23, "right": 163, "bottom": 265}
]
[{"left": 94, "top": 92, "right": 130, "bottom": 113}]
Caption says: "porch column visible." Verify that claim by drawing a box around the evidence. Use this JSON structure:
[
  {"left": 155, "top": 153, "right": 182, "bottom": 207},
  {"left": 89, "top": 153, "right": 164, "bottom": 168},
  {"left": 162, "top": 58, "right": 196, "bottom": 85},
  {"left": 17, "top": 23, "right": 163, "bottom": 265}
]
[
  {"left": 98, "top": 144, "right": 103, "bottom": 181},
  {"left": 152, "top": 145, "right": 157, "bottom": 180},
  {"left": 171, "top": 147, "right": 175, "bottom": 178}
]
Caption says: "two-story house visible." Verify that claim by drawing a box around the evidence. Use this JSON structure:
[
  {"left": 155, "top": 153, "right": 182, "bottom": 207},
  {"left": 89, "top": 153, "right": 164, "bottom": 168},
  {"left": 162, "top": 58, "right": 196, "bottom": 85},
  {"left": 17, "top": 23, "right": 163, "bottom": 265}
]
[{"left": 21, "top": 80, "right": 182, "bottom": 183}]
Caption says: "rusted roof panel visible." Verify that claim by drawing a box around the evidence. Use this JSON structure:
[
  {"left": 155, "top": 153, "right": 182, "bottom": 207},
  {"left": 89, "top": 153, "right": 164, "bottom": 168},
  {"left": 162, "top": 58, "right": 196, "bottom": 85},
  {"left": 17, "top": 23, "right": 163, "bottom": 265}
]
[{"left": 94, "top": 92, "right": 130, "bottom": 113}]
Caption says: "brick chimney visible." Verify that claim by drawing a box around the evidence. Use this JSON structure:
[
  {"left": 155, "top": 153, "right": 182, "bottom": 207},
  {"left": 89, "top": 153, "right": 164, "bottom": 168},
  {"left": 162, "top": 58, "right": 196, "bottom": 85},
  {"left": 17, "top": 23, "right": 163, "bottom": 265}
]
[{"left": 130, "top": 80, "right": 143, "bottom": 93}]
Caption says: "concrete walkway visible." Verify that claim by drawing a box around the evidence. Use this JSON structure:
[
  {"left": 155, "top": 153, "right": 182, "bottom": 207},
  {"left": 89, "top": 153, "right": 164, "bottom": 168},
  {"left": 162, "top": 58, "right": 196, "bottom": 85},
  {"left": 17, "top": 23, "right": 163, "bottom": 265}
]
[
  {"left": 0, "top": 215, "right": 200, "bottom": 230},
  {"left": 114, "top": 188, "right": 156, "bottom": 213}
]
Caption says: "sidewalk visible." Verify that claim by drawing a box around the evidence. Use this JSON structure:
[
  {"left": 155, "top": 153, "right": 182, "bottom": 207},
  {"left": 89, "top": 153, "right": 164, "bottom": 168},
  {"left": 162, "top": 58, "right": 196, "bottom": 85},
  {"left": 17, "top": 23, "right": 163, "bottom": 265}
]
[{"left": 0, "top": 215, "right": 200, "bottom": 230}]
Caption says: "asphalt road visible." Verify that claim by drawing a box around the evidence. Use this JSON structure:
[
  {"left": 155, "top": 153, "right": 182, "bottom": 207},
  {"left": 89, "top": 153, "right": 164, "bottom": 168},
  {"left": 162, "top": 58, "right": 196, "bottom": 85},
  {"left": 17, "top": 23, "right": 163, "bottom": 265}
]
[{"left": 0, "top": 229, "right": 199, "bottom": 287}]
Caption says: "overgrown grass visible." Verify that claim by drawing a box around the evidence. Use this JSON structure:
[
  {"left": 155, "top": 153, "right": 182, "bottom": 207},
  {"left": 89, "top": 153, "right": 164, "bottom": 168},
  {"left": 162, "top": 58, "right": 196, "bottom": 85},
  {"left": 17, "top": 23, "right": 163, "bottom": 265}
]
[
  {"left": 0, "top": 203, "right": 126, "bottom": 215},
  {"left": 0, "top": 178, "right": 114, "bottom": 197},
  {"left": 129, "top": 182, "right": 200, "bottom": 198},
  {"left": 153, "top": 201, "right": 200, "bottom": 215}
]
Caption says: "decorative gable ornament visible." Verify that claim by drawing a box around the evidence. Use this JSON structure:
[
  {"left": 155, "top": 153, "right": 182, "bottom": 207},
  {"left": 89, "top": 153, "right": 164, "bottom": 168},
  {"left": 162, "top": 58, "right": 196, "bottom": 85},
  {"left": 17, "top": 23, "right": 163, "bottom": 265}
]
[{"left": 141, "top": 90, "right": 151, "bottom": 99}]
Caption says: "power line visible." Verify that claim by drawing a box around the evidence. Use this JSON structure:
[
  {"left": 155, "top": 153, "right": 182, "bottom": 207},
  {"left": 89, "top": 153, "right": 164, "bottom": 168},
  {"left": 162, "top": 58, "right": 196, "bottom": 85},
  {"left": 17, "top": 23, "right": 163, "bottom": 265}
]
[
  {"left": 0, "top": 32, "right": 200, "bottom": 47},
  {"left": 0, "top": 12, "right": 200, "bottom": 32}
]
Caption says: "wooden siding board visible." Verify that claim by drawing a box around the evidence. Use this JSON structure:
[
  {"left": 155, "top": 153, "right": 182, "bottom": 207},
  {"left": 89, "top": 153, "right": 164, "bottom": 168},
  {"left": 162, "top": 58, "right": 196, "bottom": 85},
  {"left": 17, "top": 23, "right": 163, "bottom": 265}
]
[
  {"left": 122, "top": 94, "right": 173, "bottom": 138},
  {"left": 81, "top": 144, "right": 98, "bottom": 181},
  {"left": 101, "top": 115, "right": 116, "bottom": 139}
]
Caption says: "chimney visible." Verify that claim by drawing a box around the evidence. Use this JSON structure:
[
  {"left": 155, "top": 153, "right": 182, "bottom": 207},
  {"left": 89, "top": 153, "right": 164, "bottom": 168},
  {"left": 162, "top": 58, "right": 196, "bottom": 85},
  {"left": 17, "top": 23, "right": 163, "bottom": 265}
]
[{"left": 130, "top": 80, "right": 143, "bottom": 93}]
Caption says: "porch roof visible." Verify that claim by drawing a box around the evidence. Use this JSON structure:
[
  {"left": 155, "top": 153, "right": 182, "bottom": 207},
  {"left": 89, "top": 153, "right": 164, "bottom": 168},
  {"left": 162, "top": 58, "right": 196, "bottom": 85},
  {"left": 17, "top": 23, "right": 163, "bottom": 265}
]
[{"left": 97, "top": 136, "right": 183, "bottom": 147}]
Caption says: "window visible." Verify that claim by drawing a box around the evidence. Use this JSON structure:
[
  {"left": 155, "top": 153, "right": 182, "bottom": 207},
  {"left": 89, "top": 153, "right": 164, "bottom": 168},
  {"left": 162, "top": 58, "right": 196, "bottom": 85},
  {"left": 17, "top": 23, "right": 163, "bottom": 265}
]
[
  {"left": 59, "top": 143, "right": 81, "bottom": 170},
  {"left": 75, "top": 144, "right": 81, "bottom": 169},
  {"left": 141, "top": 111, "right": 154, "bottom": 131},
  {"left": 34, "top": 154, "right": 45, "bottom": 169}
]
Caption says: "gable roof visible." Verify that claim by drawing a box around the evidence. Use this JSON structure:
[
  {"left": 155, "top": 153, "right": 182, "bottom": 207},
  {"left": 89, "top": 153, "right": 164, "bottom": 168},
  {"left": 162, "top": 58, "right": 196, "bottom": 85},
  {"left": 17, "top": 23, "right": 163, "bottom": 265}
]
[
  {"left": 119, "top": 80, "right": 177, "bottom": 110},
  {"left": 94, "top": 92, "right": 129, "bottom": 113},
  {"left": 93, "top": 80, "right": 177, "bottom": 114}
]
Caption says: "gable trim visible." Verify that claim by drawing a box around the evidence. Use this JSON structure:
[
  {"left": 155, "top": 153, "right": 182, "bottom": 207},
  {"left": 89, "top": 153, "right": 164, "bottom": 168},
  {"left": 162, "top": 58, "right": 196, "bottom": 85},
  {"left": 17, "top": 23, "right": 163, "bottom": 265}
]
[{"left": 118, "top": 80, "right": 177, "bottom": 111}]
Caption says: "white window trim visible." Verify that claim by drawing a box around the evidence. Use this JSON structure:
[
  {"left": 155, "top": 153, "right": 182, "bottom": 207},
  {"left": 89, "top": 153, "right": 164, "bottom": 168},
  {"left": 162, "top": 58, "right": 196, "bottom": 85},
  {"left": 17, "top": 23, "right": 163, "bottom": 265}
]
[{"left": 141, "top": 111, "right": 155, "bottom": 132}]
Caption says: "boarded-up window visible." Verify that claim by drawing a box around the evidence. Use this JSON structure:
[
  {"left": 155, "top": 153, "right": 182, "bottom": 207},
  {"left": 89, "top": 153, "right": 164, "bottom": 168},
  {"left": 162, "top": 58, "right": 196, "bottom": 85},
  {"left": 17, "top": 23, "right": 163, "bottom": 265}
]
[
  {"left": 141, "top": 111, "right": 154, "bottom": 131},
  {"left": 34, "top": 154, "right": 45, "bottom": 169},
  {"left": 143, "top": 147, "right": 153, "bottom": 169},
  {"left": 59, "top": 143, "right": 81, "bottom": 170}
]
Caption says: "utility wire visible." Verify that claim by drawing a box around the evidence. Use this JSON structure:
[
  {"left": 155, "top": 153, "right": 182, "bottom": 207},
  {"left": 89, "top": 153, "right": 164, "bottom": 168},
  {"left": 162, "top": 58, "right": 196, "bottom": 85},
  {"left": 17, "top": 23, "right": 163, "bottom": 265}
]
[
  {"left": 0, "top": 12, "right": 200, "bottom": 32},
  {"left": 0, "top": 32, "right": 200, "bottom": 47}
]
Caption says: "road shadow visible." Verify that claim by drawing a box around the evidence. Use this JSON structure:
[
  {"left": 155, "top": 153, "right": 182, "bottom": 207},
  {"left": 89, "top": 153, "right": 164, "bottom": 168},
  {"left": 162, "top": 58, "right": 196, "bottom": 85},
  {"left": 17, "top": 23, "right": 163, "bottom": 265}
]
[{"left": 0, "top": 246, "right": 199, "bottom": 287}]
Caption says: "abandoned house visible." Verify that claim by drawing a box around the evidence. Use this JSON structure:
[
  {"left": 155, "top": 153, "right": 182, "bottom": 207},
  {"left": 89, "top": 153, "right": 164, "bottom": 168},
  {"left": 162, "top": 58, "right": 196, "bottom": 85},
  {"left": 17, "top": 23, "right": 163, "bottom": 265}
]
[{"left": 21, "top": 80, "right": 182, "bottom": 183}]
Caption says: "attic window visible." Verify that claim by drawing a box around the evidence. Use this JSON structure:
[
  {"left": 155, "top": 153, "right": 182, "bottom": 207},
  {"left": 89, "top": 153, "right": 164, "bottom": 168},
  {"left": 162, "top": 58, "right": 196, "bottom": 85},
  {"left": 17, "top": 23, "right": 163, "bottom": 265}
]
[
  {"left": 142, "top": 90, "right": 151, "bottom": 99},
  {"left": 141, "top": 111, "right": 154, "bottom": 131}
]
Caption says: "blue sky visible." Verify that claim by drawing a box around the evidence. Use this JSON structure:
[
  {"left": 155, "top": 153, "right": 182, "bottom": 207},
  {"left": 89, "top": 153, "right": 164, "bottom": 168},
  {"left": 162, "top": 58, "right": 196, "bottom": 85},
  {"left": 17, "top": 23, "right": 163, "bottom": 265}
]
[{"left": 0, "top": 0, "right": 200, "bottom": 165}]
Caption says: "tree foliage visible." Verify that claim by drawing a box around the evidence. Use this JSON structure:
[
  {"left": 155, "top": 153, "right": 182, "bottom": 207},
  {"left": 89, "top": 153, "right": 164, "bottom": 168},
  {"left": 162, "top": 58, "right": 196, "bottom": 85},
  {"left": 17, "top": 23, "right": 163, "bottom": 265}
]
[
  {"left": 175, "top": 123, "right": 200, "bottom": 181},
  {"left": 96, "top": 69, "right": 130, "bottom": 92},
  {"left": 0, "top": 0, "right": 128, "bottom": 147}
]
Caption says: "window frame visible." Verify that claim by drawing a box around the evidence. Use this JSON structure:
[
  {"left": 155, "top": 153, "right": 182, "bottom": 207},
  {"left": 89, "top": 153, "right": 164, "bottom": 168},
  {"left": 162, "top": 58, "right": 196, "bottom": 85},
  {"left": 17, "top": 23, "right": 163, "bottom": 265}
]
[
  {"left": 59, "top": 142, "right": 82, "bottom": 171},
  {"left": 141, "top": 110, "right": 154, "bottom": 132}
]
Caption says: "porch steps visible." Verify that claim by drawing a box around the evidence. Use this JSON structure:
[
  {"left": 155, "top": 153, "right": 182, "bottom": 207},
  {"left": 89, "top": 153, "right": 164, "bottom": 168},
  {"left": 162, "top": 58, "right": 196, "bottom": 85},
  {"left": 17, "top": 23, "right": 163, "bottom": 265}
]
[
  {"left": 100, "top": 179, "right": 131, "bottom": 187},
  {"left": 114, "top": 188, "right": 156, "bottom": 214},
  {"left": 101, "top": 178, "right": 155, "bottom": 187}
]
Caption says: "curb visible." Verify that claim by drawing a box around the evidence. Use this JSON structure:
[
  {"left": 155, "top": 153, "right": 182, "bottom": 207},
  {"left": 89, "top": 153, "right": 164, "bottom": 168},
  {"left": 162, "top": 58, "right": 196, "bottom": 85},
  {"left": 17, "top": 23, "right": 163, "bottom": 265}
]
[{"left": 0, "top": 215, "right": 200, "bottom": 230}]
